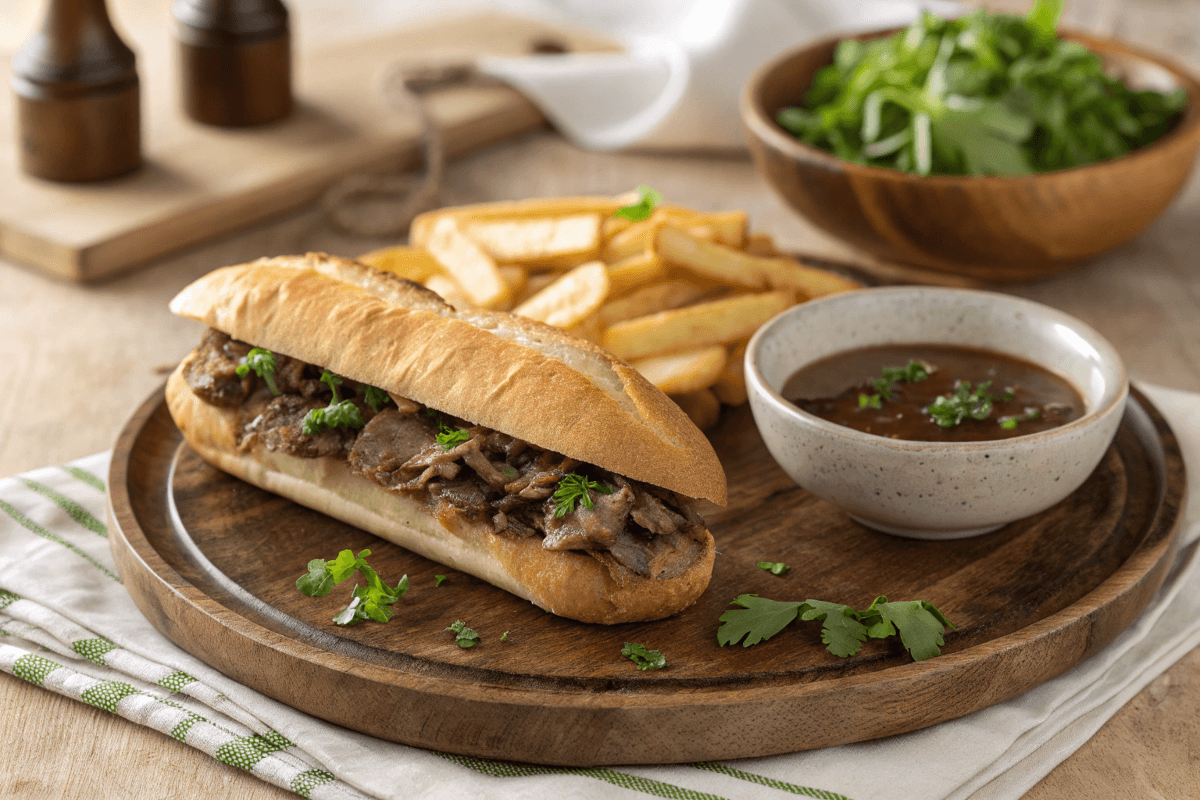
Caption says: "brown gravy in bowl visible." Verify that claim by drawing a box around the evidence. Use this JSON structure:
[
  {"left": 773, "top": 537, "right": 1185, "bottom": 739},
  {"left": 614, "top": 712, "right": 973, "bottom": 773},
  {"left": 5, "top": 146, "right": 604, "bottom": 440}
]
[{"left": 782, "top": 344, "right": 1084, "bottom": 442}]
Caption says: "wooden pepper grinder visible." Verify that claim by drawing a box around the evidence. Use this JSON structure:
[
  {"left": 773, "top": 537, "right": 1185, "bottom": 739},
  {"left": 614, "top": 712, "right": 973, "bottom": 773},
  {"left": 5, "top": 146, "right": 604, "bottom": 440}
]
[
  {"left": 173, "top": 0, "right": 292, "bottom": 127},
  {"left": 11, "top": 0, "right": 141, "bottom": 182}
]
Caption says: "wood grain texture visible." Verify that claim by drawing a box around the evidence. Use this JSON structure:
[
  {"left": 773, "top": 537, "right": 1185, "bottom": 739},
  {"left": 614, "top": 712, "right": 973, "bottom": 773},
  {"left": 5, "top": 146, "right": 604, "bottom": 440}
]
[
  {"left": 104, "top": 385, "right": 1184, "bottom": 766},
  {"left": 0, "top": 2, "right": 618, "bottom": 281},
  {"left": 742, "top": 30, "right": 1200, "bottom": 283}
]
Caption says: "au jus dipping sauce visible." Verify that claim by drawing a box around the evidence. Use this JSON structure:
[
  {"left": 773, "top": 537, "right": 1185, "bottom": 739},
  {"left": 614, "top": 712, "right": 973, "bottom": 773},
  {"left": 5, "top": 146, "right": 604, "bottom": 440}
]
[{"left": 783, "top": 344, "right": 1084, "bottom": 442}]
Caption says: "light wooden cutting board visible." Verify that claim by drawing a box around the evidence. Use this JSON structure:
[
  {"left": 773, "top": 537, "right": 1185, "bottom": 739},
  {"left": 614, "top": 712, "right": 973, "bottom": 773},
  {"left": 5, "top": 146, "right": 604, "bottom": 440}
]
[{"left": 0, "top": 6, "right": 616, "bottom": 281}]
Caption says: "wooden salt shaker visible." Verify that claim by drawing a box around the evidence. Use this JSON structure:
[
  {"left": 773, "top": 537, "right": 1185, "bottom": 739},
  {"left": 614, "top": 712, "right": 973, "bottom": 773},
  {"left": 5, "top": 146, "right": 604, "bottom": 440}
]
[
  {"left": 173, "top": 0, "right": 292, "bottom": 127},
  {"left": 11, "top": 0, "right": 141, "bottom": 182}
]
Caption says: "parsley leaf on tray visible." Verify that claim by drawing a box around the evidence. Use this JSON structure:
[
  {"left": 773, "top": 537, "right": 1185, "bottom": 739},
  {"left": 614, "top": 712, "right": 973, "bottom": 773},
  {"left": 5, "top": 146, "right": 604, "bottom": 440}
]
[
  {"left": 447, "top": 620, "right": 480, "bottom": 648},
  {"left": 622, "top": 642, "right": 668, "bottom": 671},
  {"left": 296, "top": 549, "right": 409, "bottom": 626},
  {"left": 717, "top": 593, "right": 955, "bottom": 661}
]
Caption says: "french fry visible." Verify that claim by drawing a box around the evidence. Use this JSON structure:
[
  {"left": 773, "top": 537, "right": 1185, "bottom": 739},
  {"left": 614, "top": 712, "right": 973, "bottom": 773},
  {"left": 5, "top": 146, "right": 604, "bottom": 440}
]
[
  {"left": 521, "top": 271, "right": 558, "bottom": 303},
  {"left": 629, "top": 346, "right": 726, "bottom": 395},
  {"left": 760, "top": 258, "right": 864, "bottom": 298},
  {"left": 744, "top": 233, "right": 779, "bottom": 258},
  {"left": 600, "top": 219, "right": 662, "bottom": 263},
  {"left": 356, "top": 245, "right": 443, "bottom": 283},
  {"left": 462, "top": 214, "right": 602, "bottom": 268},
  {"left": 602, "top": 215, "right": 633, "bottom": 239},
  {"left": 425, "top": 216, "right": 511, "bottom": 309},
  {"left": 567, "top": 312, "right": 603, "bottom": 344},
  {"left": 655, "top": 226, "right": 861, "bottom": 297},
  {"left": 424, "top": 274, "right": 471, "bottom": 311},
  {"left": 599, "top": 280, "right": 706, "bottom": 326},
  {"left": 712, "top": 342, "right": 748, "bottom": 406},
  {"left": 498, "top": 265, "right": 528, "bottom": 302},
  {"left": 606, "top": 252, "right": 668, "bottom": 296},
  {"left": 514, "top": 261, "right": 611, "bottom": 329},
  {"left": 655, "top": 207, "right": 748, "bottom": 248},
  {"left": 411, "top": 196, "right": 633, "bottom": 248},
  {"left": 670, "top": 388, "right": 722, "bottom": 432},
  {"left": 602, "top": 291, "right": 793, "bottom": 360}
]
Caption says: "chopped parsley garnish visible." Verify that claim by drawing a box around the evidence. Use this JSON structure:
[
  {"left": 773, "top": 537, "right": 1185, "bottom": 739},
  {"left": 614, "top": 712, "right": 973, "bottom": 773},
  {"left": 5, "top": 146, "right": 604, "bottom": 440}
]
[
  {"left": 503, "top": 466, "right": 517, "bottom": 479},
  {"left": 757, "top": 561, "right": 789, "bottom": 576},
  {"left": 364, "top": 385, "right": 392, "bottom": 413},
  {"left": 621, "top": 642, "right": 667, "bottom": 671},
  {"left": 1000, "top": 407, "right": 1041, "bottom": 430},
  {"left": 717, "top": 593, "right": 955, "bottom": 661},
  {"left": 501, "top": 631, "right": 509, "bottom": 642},
  {"left": 296, "top": 548, "right": 408, "bottom": 626},
  {"left": 776, "top": 0, "right": 1187, "bottom": 176},
  {"left": 434, "top": 574, "right": 447, "bottom": 587},
  {"left": 236, "top": 348, "right": 280, "bottom": 395},
  {"left": 927, "top": 380, "right": 1013, "bottom": 428},
  {"left": 869, "top": 360, "right": 930, "bottom": 399},
  {"left": 446, "top": 620, "right": 480, "bottom": 648},
  {"left": 552, "top": 473, "right": 614, "bottom": 517},
  {"left": 302, "top": 370, "right": 366, "bottom": 435},
  {"left": 858, "top": 393, "right": 882, "bottom": 409},
  {"left": 613, "top": 185, "right": 663, "bottom": 221}
]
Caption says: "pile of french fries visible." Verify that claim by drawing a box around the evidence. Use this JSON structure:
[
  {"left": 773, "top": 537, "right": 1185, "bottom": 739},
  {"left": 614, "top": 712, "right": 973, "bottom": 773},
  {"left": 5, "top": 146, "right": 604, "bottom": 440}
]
[{"left": 358, "top": 193, "right": 861, "bottom": 431}]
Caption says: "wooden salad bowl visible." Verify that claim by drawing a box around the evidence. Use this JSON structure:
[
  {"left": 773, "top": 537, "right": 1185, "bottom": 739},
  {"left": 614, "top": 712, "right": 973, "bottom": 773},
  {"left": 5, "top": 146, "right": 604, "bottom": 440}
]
[{"left": 741, "top": 30, "right": 1200, "bottom": 283}]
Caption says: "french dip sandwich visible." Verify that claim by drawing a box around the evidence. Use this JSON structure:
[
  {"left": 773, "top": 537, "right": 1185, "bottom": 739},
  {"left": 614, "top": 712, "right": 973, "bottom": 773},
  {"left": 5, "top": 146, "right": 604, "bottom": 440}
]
[{"left": 166, "top": 253, "right": 727, "bottom": 624}]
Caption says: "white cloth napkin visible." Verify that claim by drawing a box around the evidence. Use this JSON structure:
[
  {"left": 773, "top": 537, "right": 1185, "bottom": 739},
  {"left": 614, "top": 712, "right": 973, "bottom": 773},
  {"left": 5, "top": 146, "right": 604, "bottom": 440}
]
[
  {"left": 0, "top": 383, "right": 1197, "bottom": 800},
  {"left": 474, "top": 0, "right": 960, "bottom": 150}
]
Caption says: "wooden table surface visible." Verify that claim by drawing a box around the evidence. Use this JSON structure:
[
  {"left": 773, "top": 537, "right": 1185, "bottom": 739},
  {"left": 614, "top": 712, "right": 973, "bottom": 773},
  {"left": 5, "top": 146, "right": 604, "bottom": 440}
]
[{"left": 3, "top": 1, "right": 1200, "bottom": 798}]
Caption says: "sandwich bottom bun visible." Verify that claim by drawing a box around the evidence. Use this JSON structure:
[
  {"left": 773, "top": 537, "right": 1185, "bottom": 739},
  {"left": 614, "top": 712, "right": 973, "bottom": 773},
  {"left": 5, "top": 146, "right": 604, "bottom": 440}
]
[{"left": 165, "top": 366, "right": 716, "bottom": 624}]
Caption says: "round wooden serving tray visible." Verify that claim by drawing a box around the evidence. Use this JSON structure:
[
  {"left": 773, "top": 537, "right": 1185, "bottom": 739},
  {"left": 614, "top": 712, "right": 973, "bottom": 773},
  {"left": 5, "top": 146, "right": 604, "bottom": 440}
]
[{"left": 107, "top": 386, "right": 1185, "bottom": 766}]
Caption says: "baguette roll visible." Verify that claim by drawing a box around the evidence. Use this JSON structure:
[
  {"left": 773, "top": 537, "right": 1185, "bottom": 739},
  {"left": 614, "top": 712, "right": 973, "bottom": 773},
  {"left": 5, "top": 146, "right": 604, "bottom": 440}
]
[{"left": 166, "top": 253, "right": 728, "bottom": 623}]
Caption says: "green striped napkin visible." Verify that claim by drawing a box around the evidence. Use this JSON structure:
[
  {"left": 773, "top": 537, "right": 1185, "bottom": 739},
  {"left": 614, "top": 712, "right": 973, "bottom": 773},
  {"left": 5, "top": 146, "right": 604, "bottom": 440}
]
[{"left": 1, "top": 383, "right": 1198, "bottom": 800}]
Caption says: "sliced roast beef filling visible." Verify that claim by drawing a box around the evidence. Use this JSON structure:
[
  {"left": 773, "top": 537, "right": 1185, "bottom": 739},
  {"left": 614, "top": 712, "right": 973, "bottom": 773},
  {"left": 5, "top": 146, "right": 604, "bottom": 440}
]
[{"left": 185, "top": 328, "right": 706, "bottom": 576}]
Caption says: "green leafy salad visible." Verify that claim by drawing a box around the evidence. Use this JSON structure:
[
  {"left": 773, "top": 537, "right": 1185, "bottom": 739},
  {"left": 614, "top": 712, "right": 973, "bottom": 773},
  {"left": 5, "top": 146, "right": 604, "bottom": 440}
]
[{"left": 776, "top": 0, "right": 1186, "bottom": 176}]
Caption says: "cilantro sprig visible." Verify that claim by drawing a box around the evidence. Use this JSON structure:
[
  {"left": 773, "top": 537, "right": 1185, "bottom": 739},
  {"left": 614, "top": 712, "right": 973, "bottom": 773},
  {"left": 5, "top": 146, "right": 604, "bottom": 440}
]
[
  {"left": 296, "top": 548, "right": 409, "bottom": 626},
  {"left": 621, "top": 642, "right": 667, "bottom": 671},
  {"left": 446, "top": 620, "right": 480, "bottom": 648},
  {"left": 302, "top": 370, "right": 365, "bottom": 435},
  {"left": 552, "top": 473, "right": 614, "bottom": 517},
  {"left": 777, "top": 0, "right": 1186, "bottom": 176},
  {"left": 613, "top": 185, "right": 663, "bottom": 221},
  {"left": 927, "top": 381, "right": 1013, "bottom": 428},
  {"left": 236, "top": 348, "right": 280, "bottom": 395},
  {"left": 717, "top": 593, "right": 955, "bottom": 661}
]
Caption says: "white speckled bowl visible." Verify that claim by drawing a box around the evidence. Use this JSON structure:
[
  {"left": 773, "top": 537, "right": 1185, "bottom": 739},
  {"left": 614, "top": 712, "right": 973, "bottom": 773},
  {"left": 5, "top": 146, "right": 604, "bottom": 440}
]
[{"left": 745, "top": 288, "right": 1128, "bottom": 539}]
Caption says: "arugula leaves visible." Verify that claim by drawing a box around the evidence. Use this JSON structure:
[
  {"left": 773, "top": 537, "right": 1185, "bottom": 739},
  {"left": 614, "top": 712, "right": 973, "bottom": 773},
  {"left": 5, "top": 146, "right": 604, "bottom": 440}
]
[
  {"left": 552, "top": 473, "right": 614, "bottom": 517},
  {"left": 757, "top": 561, "right": 790, "bottom": 576},
  {"left": 717, "top": 593, "right": 955, "bottom": 661},
  {"left": 296, "top": 549, "right": 409, "bottom": 626},
  {"left": 236, "top": 348, "right": 280, "bottom": 395},
  {"left": 621, "top": 642, "right": 668, "bottom": 671},
  {"left": 777, "top": 2, "right": 1186, "bottom": 175},
  {"left": 446, "top": 620, "right": 480, "bottom": 648},
  {"left": 302, "top": 370, "right": 366, "bottom": 435},
  {"left": 613, "top": 185, "right": 663, "bottom": 221}
]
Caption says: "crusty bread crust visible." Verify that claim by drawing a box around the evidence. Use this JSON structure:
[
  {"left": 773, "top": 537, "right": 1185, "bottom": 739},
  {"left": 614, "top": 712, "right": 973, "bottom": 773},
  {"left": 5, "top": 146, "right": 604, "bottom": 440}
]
[
  {"left": 169, "top": 253, "right": 726, "bottom": 505},
  {"left": 165, "top": 366, "right": 716, "bottom": 624}
]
